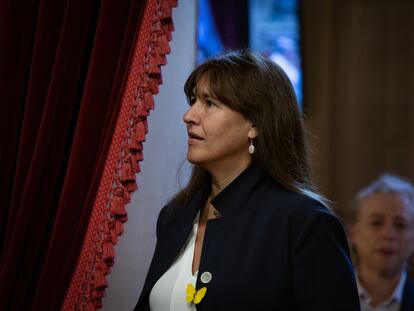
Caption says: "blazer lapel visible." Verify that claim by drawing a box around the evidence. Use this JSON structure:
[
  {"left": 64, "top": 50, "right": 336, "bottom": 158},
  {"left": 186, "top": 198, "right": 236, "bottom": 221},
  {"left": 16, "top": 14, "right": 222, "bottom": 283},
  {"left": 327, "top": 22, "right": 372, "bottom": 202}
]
[
  {"left": 140, "top": 185, "right": 209, "bottom": 299},
  {"left": 210, "top": 163, "right": 266, "bottom": 216}
]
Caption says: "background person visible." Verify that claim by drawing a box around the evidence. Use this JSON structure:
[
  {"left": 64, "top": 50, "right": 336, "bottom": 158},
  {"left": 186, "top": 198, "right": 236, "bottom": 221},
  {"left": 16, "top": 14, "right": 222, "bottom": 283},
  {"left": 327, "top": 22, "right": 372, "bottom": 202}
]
[{"left": 349, "top": 174, "right": 414, "bottom": 311}]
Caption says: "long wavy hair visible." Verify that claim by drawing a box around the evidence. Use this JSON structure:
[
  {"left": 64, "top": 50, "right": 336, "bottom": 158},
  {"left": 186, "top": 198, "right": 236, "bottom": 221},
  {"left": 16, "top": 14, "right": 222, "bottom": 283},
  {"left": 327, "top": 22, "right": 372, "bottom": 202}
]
[{"left": 171, "top": 49, "right": 327, "bottom": 208}]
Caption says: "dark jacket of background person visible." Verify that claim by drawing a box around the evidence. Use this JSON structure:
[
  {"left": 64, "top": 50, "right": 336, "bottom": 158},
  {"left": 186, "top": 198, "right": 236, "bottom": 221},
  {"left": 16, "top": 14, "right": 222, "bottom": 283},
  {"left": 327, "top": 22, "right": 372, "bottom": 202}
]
[
  {"left": 134, "top": 164, "right": 360, "bottom": 310},
  {"left": 400, "top": 277, "right": 414, "bottom": 311}
]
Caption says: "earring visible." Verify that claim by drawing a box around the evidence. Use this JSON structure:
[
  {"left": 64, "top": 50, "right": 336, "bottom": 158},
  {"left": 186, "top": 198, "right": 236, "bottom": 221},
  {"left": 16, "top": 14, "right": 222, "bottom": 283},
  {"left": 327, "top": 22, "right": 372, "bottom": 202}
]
[{"left": 248, "top": 139, "right": 255, "bottom": 154}]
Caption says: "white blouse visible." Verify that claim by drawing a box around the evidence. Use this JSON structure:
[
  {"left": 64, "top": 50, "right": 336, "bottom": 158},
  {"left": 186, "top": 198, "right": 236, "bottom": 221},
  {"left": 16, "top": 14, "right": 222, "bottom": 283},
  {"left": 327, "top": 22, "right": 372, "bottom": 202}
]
[{"left": 149, "top": 216, "right": 199, "bottom": 311}]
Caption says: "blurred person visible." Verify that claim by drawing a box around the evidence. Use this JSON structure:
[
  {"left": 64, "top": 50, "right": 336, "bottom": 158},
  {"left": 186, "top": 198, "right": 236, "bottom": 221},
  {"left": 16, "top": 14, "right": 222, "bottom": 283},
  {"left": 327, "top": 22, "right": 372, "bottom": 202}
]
[{"left": 349, "top": 174, "right": 414, "bottom": 311}]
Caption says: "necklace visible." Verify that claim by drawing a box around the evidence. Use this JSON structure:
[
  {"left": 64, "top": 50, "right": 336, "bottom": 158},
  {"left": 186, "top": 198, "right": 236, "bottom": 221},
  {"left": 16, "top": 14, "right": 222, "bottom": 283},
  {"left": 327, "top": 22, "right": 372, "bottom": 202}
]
[
  {"left": 209, "top": 198, "right": 222, "bottom": 219},
  {"left": 211, "top": 205, "right": 221, "bottom": 218},
  {"left": 205, "top": 194, "right": 222, "bottom": 219}
]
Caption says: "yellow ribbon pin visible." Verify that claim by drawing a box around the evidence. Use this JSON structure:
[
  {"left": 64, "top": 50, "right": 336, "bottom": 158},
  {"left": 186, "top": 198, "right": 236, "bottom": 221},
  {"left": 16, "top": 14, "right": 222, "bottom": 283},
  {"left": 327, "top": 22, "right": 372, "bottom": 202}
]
[{"left": 185, "top": 283, "right": 207, "bottom": 304}]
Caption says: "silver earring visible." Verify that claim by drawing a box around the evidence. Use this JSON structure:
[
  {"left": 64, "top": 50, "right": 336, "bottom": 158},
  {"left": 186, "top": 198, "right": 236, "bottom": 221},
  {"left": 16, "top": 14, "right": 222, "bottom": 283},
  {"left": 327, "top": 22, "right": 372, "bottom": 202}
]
[{"left": 248, "top": 139, "right": 255, "bottom": 154}]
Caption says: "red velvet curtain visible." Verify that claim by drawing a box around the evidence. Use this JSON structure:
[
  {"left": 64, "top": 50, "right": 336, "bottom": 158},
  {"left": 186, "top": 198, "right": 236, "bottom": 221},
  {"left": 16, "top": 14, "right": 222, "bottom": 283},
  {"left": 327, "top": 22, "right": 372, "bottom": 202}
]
[
  {"left": 0, "top": 0, "right": 151, "bottom": 309},
  {"left": 62, "top": 0, "right": 177, "bottom": 309}
]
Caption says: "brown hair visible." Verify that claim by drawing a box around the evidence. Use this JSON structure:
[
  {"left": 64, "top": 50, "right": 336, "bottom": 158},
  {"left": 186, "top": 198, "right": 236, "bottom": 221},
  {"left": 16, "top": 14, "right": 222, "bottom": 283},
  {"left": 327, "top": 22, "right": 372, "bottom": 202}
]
[{"left": 172, "top": 49, "right": 326, "bottom": 207}]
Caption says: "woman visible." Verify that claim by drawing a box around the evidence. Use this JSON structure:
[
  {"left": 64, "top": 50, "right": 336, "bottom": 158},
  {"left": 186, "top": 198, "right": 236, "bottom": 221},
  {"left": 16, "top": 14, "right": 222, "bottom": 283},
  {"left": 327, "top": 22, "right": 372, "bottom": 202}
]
[
  {"left": 349, "top": 174, "right": 414, "bottom": 311},
  {"left": 134, "top": 50, "right": 360, "bottom": 310}
]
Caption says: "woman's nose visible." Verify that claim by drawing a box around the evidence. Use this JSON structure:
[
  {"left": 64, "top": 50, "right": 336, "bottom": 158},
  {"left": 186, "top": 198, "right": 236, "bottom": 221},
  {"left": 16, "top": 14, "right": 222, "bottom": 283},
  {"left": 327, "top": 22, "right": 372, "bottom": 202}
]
[
  {"left": 183, "top": 102, "right": 200, "bottom": 125},
  {"left": 380, "top": 223, "right": 398, "bottom": 240}
]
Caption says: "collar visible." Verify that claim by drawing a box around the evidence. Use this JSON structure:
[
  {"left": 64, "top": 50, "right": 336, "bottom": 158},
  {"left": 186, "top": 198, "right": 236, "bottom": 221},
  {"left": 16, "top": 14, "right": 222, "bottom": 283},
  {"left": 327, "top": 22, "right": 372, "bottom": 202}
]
[
  {"left": 209, "top": 162, "right": 269, "bottom": 216},
  {"left": 141, "top": 164, "right": 270, "bottom": 305},
  {"left": 357, "top": 271, "right": 407, "bottom": 308}
]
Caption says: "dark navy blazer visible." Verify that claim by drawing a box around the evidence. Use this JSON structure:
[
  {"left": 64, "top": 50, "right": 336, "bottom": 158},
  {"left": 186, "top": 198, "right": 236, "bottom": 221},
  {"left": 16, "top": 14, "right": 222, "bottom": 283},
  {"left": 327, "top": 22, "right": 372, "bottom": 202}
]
[
  {"left": 400, "top": 276, "right": 414, "bottom": 311},
  {"left": 134, "top": 164, "right": 361, "bottom": 310}
]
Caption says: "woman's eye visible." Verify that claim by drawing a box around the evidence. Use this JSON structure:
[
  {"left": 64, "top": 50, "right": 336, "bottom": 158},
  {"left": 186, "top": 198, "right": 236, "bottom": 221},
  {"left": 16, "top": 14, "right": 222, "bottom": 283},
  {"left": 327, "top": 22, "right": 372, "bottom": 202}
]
[
  {"left": 395, "top": 222, "right": 408, "bottom": 230},
  {"left": 369, "top": 220, "right": 382, "bottom": 227},
  {"left": 205, "top": 99, "right": 214, "bottom": 107}
]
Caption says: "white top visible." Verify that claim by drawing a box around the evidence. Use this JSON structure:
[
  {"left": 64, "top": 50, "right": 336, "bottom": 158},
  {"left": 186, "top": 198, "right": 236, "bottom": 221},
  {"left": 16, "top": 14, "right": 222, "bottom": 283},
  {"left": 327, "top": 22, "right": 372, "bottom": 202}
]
[
  {"left": 357, "top": 271, "right": 406, "bottom": 311},
  {"left": 149, "top": 216, "right": 199, "bottom": 311}
]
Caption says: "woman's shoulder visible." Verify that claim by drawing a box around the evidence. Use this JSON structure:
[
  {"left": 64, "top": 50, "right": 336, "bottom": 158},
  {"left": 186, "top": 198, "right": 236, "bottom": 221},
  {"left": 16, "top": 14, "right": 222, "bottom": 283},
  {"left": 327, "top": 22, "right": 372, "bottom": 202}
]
[
  {"left": 258, "top": 179, "right": 343, "bottom": 231},
  {"left": 256, "top": 183, "right": 349, "bottom": 256},
  {"left": 260, "top": 179, "right": 329, "bottom": 213}
]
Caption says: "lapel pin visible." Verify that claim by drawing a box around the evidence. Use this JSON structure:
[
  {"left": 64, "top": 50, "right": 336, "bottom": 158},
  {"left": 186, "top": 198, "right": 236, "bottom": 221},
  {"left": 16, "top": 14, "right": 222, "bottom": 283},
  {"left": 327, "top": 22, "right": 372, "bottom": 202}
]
[{"left": 200, "top": 271, "right": 212, "bottom": 284}]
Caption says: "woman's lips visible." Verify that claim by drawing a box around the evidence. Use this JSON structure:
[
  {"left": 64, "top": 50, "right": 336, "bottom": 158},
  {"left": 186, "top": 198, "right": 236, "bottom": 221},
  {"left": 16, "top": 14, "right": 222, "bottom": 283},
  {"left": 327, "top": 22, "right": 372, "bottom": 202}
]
[
  {"left": 377, "top": 248, "right": 397, "bottom": 256},
  {"left": 188, "top": 132, "right": 203, "bottom": 139},
  {"left": 188, "top": 132, "right": 203, "bottom": 144}
]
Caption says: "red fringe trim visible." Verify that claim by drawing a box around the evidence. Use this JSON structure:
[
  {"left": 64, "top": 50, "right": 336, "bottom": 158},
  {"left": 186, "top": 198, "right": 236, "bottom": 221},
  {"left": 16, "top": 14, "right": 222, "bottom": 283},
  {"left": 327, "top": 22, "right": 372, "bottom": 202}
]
[{"left": 61, "top": 0, "right": 178, "bottom": 309}]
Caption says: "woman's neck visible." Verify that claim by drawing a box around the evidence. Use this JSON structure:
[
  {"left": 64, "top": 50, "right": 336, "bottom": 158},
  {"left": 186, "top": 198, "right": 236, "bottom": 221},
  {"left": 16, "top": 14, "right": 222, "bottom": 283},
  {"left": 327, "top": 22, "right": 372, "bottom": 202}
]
[
  {"left": 209, "top": 159, "right": 251, "bottom": 197},
  {"left": 358, "top": 265, "right": 402, "bottom": 307}
]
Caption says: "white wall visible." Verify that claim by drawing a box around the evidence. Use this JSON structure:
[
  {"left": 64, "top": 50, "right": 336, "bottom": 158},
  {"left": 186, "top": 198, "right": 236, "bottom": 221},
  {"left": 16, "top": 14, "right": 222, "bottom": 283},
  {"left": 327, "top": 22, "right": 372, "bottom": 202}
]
[{"left": 102, "top": 1, "right": 196, "bottom": 309}]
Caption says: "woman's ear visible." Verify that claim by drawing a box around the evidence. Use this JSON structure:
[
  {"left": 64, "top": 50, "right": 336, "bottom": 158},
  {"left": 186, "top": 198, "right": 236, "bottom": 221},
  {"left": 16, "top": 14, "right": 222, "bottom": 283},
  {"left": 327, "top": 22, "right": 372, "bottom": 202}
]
[{"left": 248, "top": 124, "right": 258, "bottom": 139}]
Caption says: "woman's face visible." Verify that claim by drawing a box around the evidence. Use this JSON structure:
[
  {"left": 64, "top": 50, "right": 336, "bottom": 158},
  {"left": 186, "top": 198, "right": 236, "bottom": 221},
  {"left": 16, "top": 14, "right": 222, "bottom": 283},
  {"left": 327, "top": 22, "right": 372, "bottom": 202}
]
[
  {"left": 183, "top": 79, "right": 257, "bottom": 173},
  {"left": 351, "top": 192, "right": 414, "bottom": 277}
]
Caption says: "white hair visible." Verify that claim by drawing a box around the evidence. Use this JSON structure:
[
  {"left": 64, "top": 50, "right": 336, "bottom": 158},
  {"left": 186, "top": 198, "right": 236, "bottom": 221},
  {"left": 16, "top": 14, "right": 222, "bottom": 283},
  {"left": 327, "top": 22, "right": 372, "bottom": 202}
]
[{"left": 350, "top": 174, "right": 414, "bottom": 224}]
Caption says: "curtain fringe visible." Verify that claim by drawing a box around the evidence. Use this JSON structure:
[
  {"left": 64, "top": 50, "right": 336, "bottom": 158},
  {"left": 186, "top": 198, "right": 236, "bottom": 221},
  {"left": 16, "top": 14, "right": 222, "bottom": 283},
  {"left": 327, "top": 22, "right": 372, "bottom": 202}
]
[{"left": 61, "top": 0, "right": 178, "bottom": 309}]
